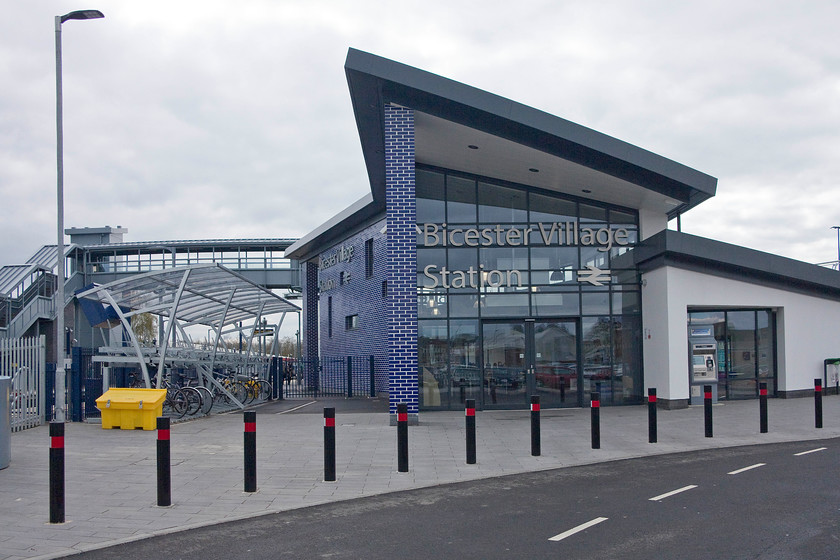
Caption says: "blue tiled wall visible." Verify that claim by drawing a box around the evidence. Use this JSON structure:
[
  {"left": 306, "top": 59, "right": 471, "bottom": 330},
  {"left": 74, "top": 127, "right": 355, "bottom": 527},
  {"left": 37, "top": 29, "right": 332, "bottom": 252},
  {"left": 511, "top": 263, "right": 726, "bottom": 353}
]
[
  {"left": 316, "top": 220, "right": 389, "bottom": 393},
  {"left": 384, "top": 104, "right": 418, "bottom": 417}
]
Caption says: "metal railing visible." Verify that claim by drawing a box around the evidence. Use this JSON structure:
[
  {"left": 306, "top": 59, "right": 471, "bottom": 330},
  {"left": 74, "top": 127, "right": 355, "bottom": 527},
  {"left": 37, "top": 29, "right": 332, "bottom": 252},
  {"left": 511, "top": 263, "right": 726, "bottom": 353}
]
[
  {"left": 271, "top": 356, "right": 377, "bottom": 399},
  {"left": 86, "top": 255, "right": 294, "bottom": 274},
  {"left": 1, "top": 335, "right": 47, "bottom": 431}
]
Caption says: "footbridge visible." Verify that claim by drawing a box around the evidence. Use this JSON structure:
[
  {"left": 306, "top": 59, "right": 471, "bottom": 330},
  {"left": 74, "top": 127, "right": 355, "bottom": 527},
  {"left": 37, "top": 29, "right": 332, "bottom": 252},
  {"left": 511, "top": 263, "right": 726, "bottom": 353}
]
[{"left": 0, "top": 228, "right": 301, "bottom": 342}]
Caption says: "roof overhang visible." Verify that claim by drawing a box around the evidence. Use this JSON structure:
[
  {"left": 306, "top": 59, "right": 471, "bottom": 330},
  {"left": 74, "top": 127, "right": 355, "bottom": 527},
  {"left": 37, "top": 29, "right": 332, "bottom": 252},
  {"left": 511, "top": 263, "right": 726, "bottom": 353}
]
[
  {"left": 345, "top": 48, "right": 717, "bottom": 220},
  {"left": 286, "top": 194, "right": 384, "bottom": 261},
  {"left": 626, "top": 230, "right": 840, "bottom": 301},
  {"left": 75, "top": 264, "right": 299, "bottom": 328}
]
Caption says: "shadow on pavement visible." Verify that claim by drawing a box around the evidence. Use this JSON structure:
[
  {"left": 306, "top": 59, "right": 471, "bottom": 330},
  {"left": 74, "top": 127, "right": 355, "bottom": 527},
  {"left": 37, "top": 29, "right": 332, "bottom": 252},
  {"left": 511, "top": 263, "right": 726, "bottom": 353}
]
[{"left": 254, "top": 396, "right": 390, "bottom": 414}]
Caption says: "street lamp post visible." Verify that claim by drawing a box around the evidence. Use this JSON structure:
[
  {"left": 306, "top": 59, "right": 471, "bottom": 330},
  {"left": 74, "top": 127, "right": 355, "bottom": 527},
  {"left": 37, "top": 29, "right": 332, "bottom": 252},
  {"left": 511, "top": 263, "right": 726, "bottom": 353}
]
[
  {"left": 55, "top": 9, "right": 104, "bottom": 422},
  {"left": 832, "top": 226, "right": 840, "bottom": 270}
]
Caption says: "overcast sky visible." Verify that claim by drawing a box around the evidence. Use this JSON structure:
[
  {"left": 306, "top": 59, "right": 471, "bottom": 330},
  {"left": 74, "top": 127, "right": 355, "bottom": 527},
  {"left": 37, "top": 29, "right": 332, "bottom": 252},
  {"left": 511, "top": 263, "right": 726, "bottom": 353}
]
[{"left": 2, "top": 0, "right": 839, "bottom": 269}]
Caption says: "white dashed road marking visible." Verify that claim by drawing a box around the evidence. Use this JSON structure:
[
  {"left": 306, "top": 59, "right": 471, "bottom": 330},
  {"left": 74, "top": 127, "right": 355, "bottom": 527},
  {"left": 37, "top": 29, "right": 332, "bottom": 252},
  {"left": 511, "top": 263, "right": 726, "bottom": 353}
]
[
  {"left": 728, "top": 463, "right": 766, "bottom": 475},
  {"left": 548, "top": 517, "right": 609, "bottom": 542},
  {"left": 649, "top": 485, "right": 698, "bottom": 502},
  {"left": 794, "top": 447, "right": 827, "bottom": 456}
]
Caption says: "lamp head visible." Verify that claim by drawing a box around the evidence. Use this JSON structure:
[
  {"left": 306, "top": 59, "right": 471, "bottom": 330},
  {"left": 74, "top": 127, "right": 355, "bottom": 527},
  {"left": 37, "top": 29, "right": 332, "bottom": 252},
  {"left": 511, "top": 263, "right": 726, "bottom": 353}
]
[{"left": 60, "top": 10, "right": 104, "bottom": 24}]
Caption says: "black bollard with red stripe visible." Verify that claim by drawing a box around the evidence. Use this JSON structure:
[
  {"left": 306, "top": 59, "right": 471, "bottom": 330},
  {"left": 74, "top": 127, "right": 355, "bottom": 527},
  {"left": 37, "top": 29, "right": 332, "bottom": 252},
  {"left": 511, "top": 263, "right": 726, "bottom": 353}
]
[
  {"left": 759, "top": 382, "right": 768, "bottom": 434},
  {"left": 591, "top": 392, "right": 601, "bottom": 449},
  {"left": 465, "top": 399, "right": 476, "bottom": 465},
  {"left": 530, "top": 395, "right": 540, "bottom": 457},
  {"left": 324, "top": 407, "right": 336, "bottom": 481},
  {"left": 648, "top": 388, "right": 657, "bottom": 443},
  {"left": 704, "top": 385, "right": 713, "bottom": 438},
  {"left": 244, "top": 411, "right": 257, "bottom": 492},
  {"left": 397, "top": 403, "right": 409, "bottom": 472},
  {"left": 815, "top": 379, "right": 823, "bottom": 429},
  {"left": 49, "top": 422, "right": 65, "bottom": 524},
  {"left": 157, "top": 416, "right": 171, "bottom": 507}
]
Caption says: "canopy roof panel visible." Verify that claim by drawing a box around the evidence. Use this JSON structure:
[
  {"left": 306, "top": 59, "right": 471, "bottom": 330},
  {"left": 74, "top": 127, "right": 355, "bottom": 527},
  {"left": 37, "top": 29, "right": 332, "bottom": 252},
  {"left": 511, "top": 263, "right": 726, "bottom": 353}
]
[{"left": 75, "top": 264, "right": 299, "bottom": 328}]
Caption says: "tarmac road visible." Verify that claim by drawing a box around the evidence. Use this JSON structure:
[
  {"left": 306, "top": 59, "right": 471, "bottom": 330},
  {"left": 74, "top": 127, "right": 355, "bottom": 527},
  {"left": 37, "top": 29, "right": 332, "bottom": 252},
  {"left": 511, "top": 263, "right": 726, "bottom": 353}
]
[{"left": 66, "top": 437, "right": 840, "bottom": 560}]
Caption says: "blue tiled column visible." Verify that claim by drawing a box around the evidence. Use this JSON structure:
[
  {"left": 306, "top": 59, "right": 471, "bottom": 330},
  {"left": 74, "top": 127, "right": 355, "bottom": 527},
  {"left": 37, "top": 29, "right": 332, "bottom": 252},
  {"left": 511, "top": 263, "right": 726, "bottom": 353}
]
[
  {"left": 302, "top": 260, "right": 319, "bottom": 387},
  {"left": 384, "top": 104, "right": 419, "bottom": 425}
]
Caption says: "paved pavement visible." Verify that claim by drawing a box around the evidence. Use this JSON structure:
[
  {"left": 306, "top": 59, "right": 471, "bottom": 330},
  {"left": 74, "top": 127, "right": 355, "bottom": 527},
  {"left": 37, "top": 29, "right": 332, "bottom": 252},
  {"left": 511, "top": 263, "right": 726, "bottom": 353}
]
[{"left": 2, "top": 395, "right": 839, "bottom": 560}]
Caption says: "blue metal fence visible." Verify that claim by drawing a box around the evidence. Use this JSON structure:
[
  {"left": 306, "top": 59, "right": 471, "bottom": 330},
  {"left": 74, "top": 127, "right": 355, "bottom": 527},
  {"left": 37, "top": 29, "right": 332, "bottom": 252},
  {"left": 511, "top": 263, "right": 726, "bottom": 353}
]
[{"left": 272, "top": 356, "right": 376, "bottom": 399}]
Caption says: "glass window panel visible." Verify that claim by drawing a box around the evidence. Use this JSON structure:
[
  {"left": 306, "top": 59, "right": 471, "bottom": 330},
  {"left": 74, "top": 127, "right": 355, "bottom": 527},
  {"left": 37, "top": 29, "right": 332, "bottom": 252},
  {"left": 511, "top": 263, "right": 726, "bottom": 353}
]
[
  {"left": 580, "top": 244, "right": 609, "bottom": 269},
  {"left": 611, "top": 315, "right": 642, "bottom": 404},
  {"left": 416, "top": 169, "right": 446, "bottom": 223},
  {"left": 446, "top": 320, "right": 480, "bottom": 407},
  {"left": 532, "top": 292, "right": 580, "bottom": 316},
  {"left": 528, "top": 226, "right": 567, "bottom": 246},
  {"left": 581, "top": 290, "right": 610, "bottom": 315},
  {"left": 417, "top": 248, "right": 446, "bottom": 272},
  {"left": 609, "top": 209, "right": 636, "bottom": 225},
  {"left": 482, "top": 321, "right": 527, "bottom": 406},
  {"left": 689, "top": 311, "right": 726, "bottom": 325},
  {"left": 582, "top": 316, "right": 612, "bottom": 395},
  {"left": 479, "top": 247, "right": 530, "bottom": 270},
  {"left": 530, "top": 247, "right": 579, "bottom": 271},
  {"left": 447, "top": 294, "right": 480, "bottom": 317},
  {"left": 608, "top": 226, "right": 637, "bottom": 258},
  {"left": 447, "top": 248, "right": 478, "bottom": 272},
  {"left": 757, "top": 310, "right": 775, "bottom": 394},
  {"left": 446, "top": 176, "right": 477, "bottom": 223},
  {"left": 419, "top": 320, "right": 448, "bottom": 408},
  {"left": 530, "top": 194, "right": 576, "bottom": 223},
  {"left": 418, "top": 294, "right": 447, "bottom": 319},
  {"left": 611, "top": 268, "right": 639, "bottom": 285},
  {"left": 579, "top": 203, "right": 607, "bottom": 223},
  {"left": 479, "top": 294, "right": 530, "bottom": 317},
  {"left": 417, "top": 274, "right": 445, "bottom": 291},
  {"left": 726, "top": 311, "right": 757, "bottom": 399},
  {"left": 478, "top": 182, "right": 527, "bottom": 223},
  {"left": 612, "top": 288, "right": 640, "bottom": 314},
  {"left": 531, "top": 269, "right": 576, "bottom": 286}
]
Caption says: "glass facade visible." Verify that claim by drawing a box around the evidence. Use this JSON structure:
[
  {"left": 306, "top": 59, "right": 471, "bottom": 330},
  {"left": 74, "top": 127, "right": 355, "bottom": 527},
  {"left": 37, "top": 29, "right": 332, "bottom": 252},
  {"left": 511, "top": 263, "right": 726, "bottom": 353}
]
[
  {"left": 416, "top": 167, "right": 643, "bottom": 410},
  {"left": 687, "top": 309, "right": 777, "bottom": 399}
]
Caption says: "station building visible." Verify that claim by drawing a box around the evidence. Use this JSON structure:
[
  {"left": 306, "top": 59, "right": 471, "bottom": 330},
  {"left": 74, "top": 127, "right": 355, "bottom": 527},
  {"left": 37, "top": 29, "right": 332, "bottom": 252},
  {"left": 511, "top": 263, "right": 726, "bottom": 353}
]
[{"left": 286, "top": 49, "right": 840, "bottom": 422}]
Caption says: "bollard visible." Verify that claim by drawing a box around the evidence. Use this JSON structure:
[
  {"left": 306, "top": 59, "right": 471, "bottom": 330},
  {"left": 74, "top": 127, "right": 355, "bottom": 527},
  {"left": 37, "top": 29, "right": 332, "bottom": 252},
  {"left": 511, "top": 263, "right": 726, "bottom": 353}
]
[
  {"left": 465, "top": 399, "right": 476, "bottom": 465},
  {"left": 324, "top": 407, "right": 336, "bottom": 481},
  {"left": 157, "top": 417, "right": 171, "bottom": 507},
  {"left": 704, "top": 384, "right": 713, "bottom": 438},
  {"left": 648, "top": 388, "right": 657, "bottom": 443},
  {"left": 244, "top": 411, "right": 257, "bottom": 492},
  {"left": 530, "top": 395, "right": 540, "bottom": 457},
  {"left": 815, "top": 379, "right": 823, "bottom": 429},
  {"left": 49, "top": 422, "right": 65, "bottom": 524},
  {"left": 591, "top": 392, "right": 601, "bottom": 449},
  {"left": 759, "top": 382, "right": 768, "bottom": 434},
  {"left": 397, "top": 403, "right": 409, "bottom": 472}
]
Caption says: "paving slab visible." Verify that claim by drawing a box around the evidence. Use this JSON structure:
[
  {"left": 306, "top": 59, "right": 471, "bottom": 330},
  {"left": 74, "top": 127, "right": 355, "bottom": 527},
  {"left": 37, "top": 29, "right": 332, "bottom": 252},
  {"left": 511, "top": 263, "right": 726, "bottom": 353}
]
[{"left": 1, "top": 395, "right": 839, "bottom": 559}]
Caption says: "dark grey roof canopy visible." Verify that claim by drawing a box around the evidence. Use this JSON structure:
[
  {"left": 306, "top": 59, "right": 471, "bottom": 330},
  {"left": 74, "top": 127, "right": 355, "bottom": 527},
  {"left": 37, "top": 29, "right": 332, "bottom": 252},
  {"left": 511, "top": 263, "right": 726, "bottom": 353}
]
[
  {"left": 289, "top": 49, "right": 719, "bottom": 261},
  {"left": 345, "top": 48, "right": 717, "bottom": 216},
  {"left": 628, "top": 230, "right": 840, "bottom": 301}
]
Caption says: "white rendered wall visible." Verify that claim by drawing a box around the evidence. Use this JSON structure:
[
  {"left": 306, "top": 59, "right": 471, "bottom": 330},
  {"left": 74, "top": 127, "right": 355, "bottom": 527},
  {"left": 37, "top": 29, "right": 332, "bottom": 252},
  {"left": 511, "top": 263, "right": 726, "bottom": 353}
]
[
  {"left": 641, "top": 265, "right": 840, "bottom": 401},
  {"left": 638, "top": 208, "right": 668, "bottom": 241}
]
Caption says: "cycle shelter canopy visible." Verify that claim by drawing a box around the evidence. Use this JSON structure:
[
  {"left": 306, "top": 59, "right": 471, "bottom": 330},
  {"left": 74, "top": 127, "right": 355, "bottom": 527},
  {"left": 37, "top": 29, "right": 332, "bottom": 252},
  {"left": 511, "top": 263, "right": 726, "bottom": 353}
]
[{"left": 75, "top": 264, "right": 300, "bottom": 393}]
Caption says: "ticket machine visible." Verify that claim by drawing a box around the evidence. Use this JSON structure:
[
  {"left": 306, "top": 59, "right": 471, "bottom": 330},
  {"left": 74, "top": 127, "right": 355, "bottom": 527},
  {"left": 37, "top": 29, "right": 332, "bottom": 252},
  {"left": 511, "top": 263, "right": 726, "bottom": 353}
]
[{"left": 689, "top": 326, "right": 719, "bottom": 405}]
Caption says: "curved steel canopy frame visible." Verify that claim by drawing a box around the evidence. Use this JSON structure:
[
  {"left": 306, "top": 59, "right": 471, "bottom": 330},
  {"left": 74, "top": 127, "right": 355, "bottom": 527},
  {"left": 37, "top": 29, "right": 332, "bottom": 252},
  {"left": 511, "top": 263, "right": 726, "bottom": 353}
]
[{"left": 76, "top": 264, "right": 300, "bottom": 394}]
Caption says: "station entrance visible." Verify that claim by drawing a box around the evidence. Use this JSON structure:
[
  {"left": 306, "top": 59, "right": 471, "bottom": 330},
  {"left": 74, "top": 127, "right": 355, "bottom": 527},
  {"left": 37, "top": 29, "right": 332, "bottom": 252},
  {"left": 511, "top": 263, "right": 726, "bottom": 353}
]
[{"left": 480, "top": 319, "right": 580, "bottom": 408}]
